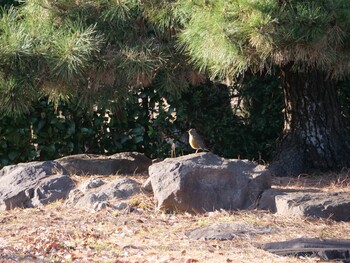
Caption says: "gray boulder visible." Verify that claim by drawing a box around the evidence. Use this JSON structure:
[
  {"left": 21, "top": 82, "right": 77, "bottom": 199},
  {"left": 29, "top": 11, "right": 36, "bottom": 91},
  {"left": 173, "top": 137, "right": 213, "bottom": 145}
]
[
  {"left": 275, "top": 191, "right": 350, "bottom": 221},
  {"left": 56, "top": 152, "right": 151, "bottom": 175},
  {"left": 149, "top": 152, "right": 271, "bottom": 212},
  {"left": 0, "top": 161, "right": 73, "bottom": 210},
  {"left": 65, "top": 177, "right": 141, "bottom": 211},
  {"left": 258, "top": 189, "right": 350, "bottom": 221}
]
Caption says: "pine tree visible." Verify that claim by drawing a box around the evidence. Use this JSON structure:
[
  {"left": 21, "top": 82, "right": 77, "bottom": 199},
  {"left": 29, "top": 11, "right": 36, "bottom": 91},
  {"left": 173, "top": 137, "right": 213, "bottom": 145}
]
[
  {"left": 162, "top": 0, "right": 350, "bottom": 176},
  {"left": 0, "top": 0, "right": 199, "bottom": 116}
]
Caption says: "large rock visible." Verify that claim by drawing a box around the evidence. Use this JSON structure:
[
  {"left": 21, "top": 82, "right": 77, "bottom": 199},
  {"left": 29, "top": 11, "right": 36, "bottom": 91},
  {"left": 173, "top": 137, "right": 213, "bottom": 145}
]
[
  {"left": 275, "top": 191, "right": 350, "bottom": 221},
  {"left": 258, "top": 189, "right": 350, "bottom": 221},
  {"left": 0, "top": 161, "right": 74, "bottom": 210},
  {"left": 65, "top": 177, "right": 141, "bottom": 211},
  {"left": 56, "top": 152, "right": 151, "bottom": 176},
  {"left": 149, "top": 152, "right": 271, "bottom": 212}
]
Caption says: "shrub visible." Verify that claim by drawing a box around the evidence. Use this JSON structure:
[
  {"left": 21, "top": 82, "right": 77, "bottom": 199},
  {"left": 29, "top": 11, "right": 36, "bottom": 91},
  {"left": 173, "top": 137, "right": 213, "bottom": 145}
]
[{"left": 11, "top": 72, "right": 350, "bottom": 168}]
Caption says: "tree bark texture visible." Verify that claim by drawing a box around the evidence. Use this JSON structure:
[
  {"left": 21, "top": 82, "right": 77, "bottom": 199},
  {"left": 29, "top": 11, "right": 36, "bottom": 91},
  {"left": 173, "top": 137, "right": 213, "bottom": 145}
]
[{"left": 270, "top": 64, "right": 350, "bottom": 177}]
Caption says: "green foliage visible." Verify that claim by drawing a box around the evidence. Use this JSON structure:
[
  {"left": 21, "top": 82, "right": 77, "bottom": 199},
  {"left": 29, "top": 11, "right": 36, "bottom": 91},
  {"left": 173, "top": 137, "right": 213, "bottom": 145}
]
[
  {"left": 2, "top": 0, "right": 350, "bottom": 170},
  {"left": 0, "top": 86, "right": 182, "bottom": 167},
  {"left": 0, "top": 3, "right": 104, "bottom": 115},
  {"left": 0, "top": 0, "right": 20, "bottom": 8},
  {"left": 28, "top": 97, "right": 152, "bottom": 160},
  {"left": 236, "top": 73, "right": 283, "bottom": 160},
  {"left": 0, "top": 115, "right": 36, "bottom": 167},
  {"left": 0, "top": 0, "right": 193, "bottom": 117},
  {"left": 30, "top": 100, "right": 77, "bottom": 160},
  {"left": 174, "top": 0, "right": 350, "bottom": 79},
  {"left": 180, "top": 74, "right": 283, "bottom": 161},
  {"left": 4, "top": 73, "right": 350, "bottom": 168},
  {"left": 5, "top": 72, "right": 350, "bottom": 168},
  {"left": 0, "top": 75, "right": 36, "bottom": 117},
  {"left": 0, "top": 75, "right": 283, "bottom": 168}
]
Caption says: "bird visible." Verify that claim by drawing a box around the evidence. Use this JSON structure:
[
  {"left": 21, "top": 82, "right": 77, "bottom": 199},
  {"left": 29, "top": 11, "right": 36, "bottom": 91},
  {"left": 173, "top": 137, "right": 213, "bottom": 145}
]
[{"left": 188, "top": 128, "right": 208, "bottom": 153}]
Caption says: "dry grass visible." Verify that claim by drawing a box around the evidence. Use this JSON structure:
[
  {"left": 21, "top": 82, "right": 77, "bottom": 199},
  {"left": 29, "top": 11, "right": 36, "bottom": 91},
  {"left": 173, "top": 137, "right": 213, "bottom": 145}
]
[
  {"left": 0, "top": 172, "right": 349, "bottom": 263},
  {"left": 272, "top": 169, "right": 350, "bottom": 192}
]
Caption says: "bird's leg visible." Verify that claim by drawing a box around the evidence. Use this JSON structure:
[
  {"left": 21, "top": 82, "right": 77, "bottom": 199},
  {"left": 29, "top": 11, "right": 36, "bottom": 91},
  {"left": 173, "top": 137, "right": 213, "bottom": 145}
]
[
  {"left": 171, "top": 143, "right": 176, "bottom": 158},
  {"left": 195, "top": 149, "right": 199, "bottom": 153}
]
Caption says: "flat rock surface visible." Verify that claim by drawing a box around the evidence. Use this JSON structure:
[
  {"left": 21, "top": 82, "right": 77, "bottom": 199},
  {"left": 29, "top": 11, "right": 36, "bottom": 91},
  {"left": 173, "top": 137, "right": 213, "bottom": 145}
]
[
  {"left": 186, "top": 222, "right": 278, "bottom": 240},
  {"left": 258, "top": 189, "right": 350, "bottom": 221},
  {"left": 56, "top": 152, "right": 152, "bottom": 175},
  {"left": 277, "top": 191, "right": 350, "bottom": 221},
  {"left": 262, "top": 238, "right": 350, "bottom": 261}
]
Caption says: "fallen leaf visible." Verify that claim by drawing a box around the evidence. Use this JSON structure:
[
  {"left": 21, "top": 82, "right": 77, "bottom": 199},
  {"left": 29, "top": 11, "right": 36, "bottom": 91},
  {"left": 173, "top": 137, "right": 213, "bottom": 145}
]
[{"left": 185, "top": 258, "right": 199, "bottom": 263}]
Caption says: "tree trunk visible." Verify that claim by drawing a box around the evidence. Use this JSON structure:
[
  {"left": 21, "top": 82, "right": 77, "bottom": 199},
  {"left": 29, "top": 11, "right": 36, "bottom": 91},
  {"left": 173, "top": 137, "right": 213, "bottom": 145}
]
[{"left": 270, "top": 64, "right": 350, "bottom": 177}]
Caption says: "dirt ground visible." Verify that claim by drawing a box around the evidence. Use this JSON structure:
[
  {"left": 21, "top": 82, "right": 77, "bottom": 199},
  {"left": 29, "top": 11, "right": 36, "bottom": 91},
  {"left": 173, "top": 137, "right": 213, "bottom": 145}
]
[{"left": 0, "top": 172, "right": 349, "bottom": 263}]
